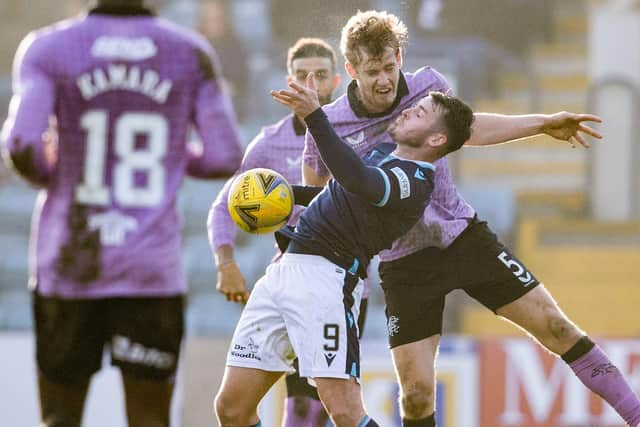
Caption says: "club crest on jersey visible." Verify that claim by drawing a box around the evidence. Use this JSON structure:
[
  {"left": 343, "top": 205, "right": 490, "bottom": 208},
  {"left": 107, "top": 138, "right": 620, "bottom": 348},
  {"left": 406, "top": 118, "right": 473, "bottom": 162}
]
[{"left": 91, "top": 36, "right": 157, "bottom": 61}]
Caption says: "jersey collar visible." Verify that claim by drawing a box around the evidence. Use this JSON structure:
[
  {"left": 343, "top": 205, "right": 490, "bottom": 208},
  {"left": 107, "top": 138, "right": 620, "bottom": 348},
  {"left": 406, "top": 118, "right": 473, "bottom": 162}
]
[
  {"left": 379, "top": 153, "right": 436, "bottom": 171},
  {"left": 347, "top": 72, "right": 409, "bottom": 119},
  {"left": 89, "top": 5, "right": 155, "bottom": 16}
]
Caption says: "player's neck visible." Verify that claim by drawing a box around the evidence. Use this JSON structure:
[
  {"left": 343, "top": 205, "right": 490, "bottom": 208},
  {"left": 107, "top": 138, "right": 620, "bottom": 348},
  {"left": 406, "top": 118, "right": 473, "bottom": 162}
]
[{"left": 392, "top": 145, "right": 440, "bottom": 164}]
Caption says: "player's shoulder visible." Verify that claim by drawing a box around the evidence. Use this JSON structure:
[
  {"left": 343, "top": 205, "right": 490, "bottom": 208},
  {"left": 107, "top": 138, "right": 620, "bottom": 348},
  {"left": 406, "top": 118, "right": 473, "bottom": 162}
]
[
  {"left": 381, "top": 157, "right": 436, "bottom": 189},
  {"left": 152, "top": 18, "right": 211, "bottom": 51},
  {"left": 320, "top": 94, "right": 355, "bottom": 123},
  {"left": 404, "top": 66, "right": 451, "bottom": 95},
  {"left": 17, "top": 17, "right": 83, "bottom": 58},
  {"left": 249, "top": 114, "right": 297, "bottom": 150}
]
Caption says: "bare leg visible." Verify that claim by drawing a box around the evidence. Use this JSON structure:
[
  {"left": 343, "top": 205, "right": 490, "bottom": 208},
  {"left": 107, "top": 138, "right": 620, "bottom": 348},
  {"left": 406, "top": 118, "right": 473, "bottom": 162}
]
[
  {"left": 390, "top": 335, "right": 439, "bottom": 421},
  {"left": 215, "top": 366, "right": 283, "bottom": 427}
]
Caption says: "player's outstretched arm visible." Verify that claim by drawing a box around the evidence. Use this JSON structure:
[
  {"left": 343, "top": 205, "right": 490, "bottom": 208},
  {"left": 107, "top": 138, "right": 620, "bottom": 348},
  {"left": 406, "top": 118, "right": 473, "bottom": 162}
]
[
  {"left": 1, "top": 33, "right": 56, "bottom": 187},
  {"left": 271, "top": 75, "right": 386, "bottom": 204},
  {"left": 465, "top": 112, "right": 602, "bottom": 148}
]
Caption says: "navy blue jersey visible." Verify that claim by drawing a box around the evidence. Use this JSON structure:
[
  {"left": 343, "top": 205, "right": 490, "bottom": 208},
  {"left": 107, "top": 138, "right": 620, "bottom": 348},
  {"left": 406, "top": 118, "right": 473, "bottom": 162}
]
[{"left": 280, "top": 142, "right": 435, "bottom": 277}]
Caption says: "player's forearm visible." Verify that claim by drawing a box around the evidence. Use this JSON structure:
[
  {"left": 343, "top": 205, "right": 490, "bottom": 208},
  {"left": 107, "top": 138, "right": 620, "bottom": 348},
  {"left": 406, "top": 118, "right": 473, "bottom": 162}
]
[
  {"left": 1, "top": 126, "right": 51, "bottom": 187},
  {"left": 190, "top": 83, "right": 243, "bottom": 178},
  {"left": 465, "top": 113, "right": 546, "bottom": 147},
  {"left": 214, "top": 244, "right": 236, "bottom": 267},
  {"left": 207, "top": 184, "right": 239, "bottom": 253},
  {"left": 304, "top": 108, "right": 384, "bottom": 200}
]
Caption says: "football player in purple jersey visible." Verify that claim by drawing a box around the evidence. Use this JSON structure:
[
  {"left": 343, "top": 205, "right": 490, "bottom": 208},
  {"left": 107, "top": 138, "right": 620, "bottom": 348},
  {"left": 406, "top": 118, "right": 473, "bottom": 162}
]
[
  {"left": 303, "top": 10, "right": 640, "bottom": 427},
  {"left": 208, "top": 36, "right": 341, "bottom": 427},
  {"left": 0, "top": 0, "right": 242, "bottom": 426}
]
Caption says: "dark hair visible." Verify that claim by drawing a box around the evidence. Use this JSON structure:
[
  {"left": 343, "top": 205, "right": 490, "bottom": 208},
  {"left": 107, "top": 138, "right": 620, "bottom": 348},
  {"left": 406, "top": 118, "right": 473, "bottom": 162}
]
[
  {"left": 430, "top": 91, "right": 474, "bottom": 153},
  {"left": 340, "top": 10, "right": 408, "bottom": 67},
  {"left": 287, "top": 38, "right": 337, "bottom": 75}
]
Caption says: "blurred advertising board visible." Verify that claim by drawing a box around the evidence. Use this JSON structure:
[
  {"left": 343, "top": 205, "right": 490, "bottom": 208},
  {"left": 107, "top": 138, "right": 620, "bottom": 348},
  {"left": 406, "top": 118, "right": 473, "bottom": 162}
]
[{"left": 261, "top": 337, "right": 640, "bottom": 427}]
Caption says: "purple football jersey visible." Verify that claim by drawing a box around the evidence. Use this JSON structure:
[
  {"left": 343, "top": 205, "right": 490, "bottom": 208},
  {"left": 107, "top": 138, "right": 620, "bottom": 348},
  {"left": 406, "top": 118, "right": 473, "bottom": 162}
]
[
  {"left": 1, "top": 11, "right": 242, "bottom": 298},
  {"left": 208, "top": 114, "right": 306, "bottom": 251},
  {"left": 303, "top": 67, "right": 475, "bottom": 262}
]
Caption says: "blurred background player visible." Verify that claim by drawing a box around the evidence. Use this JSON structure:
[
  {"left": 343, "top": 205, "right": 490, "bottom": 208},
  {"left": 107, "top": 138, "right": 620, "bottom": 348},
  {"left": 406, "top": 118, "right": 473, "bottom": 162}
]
[
  {"left": 198, "top": 0, "right": 249, "bottom": 122},
  {"left": 303, "top": 9, "right": 640, "bottom": 427},
  {"left": 0, "top": 0, "right": 242, "bottom": 426},
  {"left": 208, "top": 37, "right": 343, "bottom": 426}
]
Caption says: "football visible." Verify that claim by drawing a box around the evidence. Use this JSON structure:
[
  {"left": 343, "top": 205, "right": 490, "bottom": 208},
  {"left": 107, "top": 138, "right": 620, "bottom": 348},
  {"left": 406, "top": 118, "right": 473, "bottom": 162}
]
[{"left": 227, "top": 168, "right": 294, "bottom": 234}]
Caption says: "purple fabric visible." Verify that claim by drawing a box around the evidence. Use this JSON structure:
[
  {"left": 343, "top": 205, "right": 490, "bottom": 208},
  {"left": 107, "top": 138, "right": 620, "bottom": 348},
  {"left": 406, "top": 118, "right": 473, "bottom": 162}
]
[
  {"left": 283, "top": 396, "right": 329, "bottom": 427},
  {"left": 208, "top": 114, "right": 305, "bottom": 251},
  {"left": 303, "top": 67, "right": 475, "bottom": 262},
  {"left": 569, "top": 345, "right": 640, "bottom": 426},
  {"left": 1, "top": 14, "right": 242, "bottom": 298}
]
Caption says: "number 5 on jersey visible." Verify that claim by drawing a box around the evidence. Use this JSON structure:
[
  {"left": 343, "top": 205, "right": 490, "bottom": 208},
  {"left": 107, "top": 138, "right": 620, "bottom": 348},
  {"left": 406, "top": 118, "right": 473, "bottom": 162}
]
[
  {"left": 75, "top": 110, "right": 168, "bottom": 208},
  {"left": 497, "top": 251, "right": 534, "bottom": 285}
]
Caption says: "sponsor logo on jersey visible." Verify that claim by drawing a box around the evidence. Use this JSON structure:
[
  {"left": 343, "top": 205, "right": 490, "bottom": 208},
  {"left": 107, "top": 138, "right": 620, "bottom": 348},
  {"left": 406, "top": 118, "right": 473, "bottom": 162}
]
[
  {"left": 286, "top": 156, "right": 301, "bottom": 167},
  {"left": 346, "top": 131, "right": 365, "bottom": 146},
  {"left": 391, "top": 167, "right": 411, "bottom": 199},
  {"left": 91, "top": 36, "right": 157, "bottom": 61},
  {"left": 324, "top": 352, "right": 337, "bottom": 367},
  {"left": 230, "top": 338, "right": 262, "bottom": 361},
  {"left": 88, "top": 210, "right": 138, "bottom": 246},
  {"left": 112, "top": 335, "right": 175, "bottom": 369}
]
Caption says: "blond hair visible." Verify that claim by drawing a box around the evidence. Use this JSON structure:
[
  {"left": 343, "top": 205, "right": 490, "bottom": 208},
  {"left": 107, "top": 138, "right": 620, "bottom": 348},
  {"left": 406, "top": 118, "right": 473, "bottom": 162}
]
[{"left": 340, "top": 10, "right": 408, "bottom": 67}]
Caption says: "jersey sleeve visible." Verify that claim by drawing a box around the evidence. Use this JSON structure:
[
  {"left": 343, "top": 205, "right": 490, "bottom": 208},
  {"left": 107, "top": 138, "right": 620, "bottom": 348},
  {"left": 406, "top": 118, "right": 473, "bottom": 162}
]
[
  {"left": 302, "top": 128, "right": 330, "bottom": 178},
  {"left": 207, "top": 132, "right": 266, "bottom": 250},
  {"left": 188, "top": 43, "right": 243, "bottom": 179},
  {"left": 304, "top": 108, "right": 386, "bottom": 204},
  {"left": 377, "top": 162, "right": 435, "bottom": 210},
  {"left": 1, "top": 32, "right": 56, "bottom": 187}
]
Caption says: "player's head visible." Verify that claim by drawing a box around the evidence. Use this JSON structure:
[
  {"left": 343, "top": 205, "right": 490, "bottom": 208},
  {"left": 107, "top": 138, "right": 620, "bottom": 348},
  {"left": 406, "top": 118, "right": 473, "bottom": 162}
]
[
  {"left": 287, "top": 38, "right": 341, "bottom": 106},
  {"left": 388, "top": 92, "right": 474, "bottom": 157},
  {"left": 340, "top": 10, "right": 408, "bottom": 114}
]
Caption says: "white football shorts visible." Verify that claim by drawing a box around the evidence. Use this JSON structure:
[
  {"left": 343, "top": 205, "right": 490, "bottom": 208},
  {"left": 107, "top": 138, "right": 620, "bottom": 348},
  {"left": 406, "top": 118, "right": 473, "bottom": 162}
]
[{"left": 226, "top": 253, "right": 364, "bottom": 380}]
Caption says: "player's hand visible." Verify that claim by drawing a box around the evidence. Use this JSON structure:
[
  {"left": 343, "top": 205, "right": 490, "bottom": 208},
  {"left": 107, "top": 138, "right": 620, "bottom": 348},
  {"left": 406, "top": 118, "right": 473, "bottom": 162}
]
[
  {"left": 270, "top": 73, "right": 321, "bottom": 119},
  {"left": 541, "top": 112, "right": 602, "bottom": 148},
  {"left": 216, "top": 261, "right": 249, "bottom": 304}
]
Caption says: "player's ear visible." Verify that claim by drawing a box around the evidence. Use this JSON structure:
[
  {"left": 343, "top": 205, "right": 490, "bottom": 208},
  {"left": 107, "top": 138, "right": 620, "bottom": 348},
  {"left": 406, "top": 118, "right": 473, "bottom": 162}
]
[
  {"left": 396, "top": 48, "right": 403, "bottom": 68},
  {"left": 427, "top": 132, "right": 447, "bottom": 149},
  {"left": 331, "top": 73, "right": 341, "bottom": 91},
  {"left": 345, "top": 62, "right": 357, "bottom": 80}
]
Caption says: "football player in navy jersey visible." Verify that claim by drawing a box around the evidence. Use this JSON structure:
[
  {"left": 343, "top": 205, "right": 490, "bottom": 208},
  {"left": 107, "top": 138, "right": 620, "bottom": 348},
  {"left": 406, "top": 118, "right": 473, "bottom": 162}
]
[{"left": 213, "top": 74, "right": 473, "bottom": 427}]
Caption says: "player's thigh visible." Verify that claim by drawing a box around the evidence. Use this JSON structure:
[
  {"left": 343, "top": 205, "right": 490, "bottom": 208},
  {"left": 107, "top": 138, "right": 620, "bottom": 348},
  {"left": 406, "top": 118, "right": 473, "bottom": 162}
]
[
  {"left": 458, "top": 220, "right": 541, "bottom": 311},
  {"left": 314, "top": 376, "right": 366, "bottom": 423},
  {"left": 121, "top": 374, "right": 173, "bottom": 427},
  {"left": 107, "top": 296, "right": 184, "bottom": 382},
  {"left": 217, "top": 366, "right": 284, "bottom": 415},
  {"left": 496, "top": 284, "right": 584, "bottom": 353},
  {"left": 278, "top": 256, "right": 364, "bottom": 381},
  {"left": 33, "top": 293, "right": 107, "bottom": 383},
  {"left": 391, "top": 334, "right": 440, "bottom": 393},
  {"left": 227, "top": 270, "right": 297, "bottom": 373}
]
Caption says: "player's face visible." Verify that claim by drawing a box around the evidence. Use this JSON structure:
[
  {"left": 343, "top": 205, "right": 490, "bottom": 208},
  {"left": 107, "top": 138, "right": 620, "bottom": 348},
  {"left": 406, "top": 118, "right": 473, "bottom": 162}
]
[
  {"left": 289, "top": 57, "right": 339, "bottom": 105},
  {"left": 388, "top": 95, "right": 444, "bottom": 147},
  {"left": 348, "top": 47, "right": 401, "bottom": 114}
]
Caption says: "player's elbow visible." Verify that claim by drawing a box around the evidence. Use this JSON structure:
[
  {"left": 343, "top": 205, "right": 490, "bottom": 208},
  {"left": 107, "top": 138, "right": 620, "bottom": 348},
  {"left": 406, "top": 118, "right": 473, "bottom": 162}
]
[{"left": 2, "top": 138, "right": 50, "bottom": 186}]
